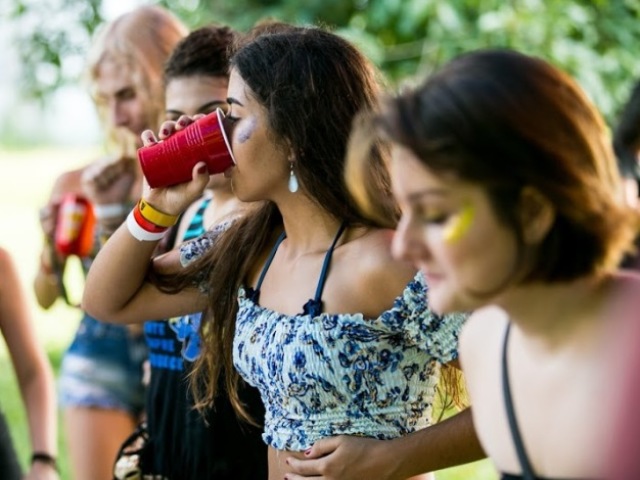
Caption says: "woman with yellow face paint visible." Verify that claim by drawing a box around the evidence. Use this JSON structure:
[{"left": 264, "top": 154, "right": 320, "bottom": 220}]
[{"left": 345, "top": 49, "right": 640, "bottom": 479}]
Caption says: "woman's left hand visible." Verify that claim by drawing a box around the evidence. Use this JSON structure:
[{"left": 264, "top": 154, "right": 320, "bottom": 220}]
[{"left": 285, "top": 436, "right": 401, "bottom": 480}]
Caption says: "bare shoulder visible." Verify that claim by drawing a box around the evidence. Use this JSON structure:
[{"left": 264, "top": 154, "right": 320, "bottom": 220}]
[
  {"left": 605, "top": 270, "right": 640, "bottom": 328},
  {"left": 459, "top": 306, "right": 509, "bottom": 369},
  {"left": 335, "top": 228, "right": 417, "bottom": 317},
  {"left": 344, "top": 227, "right": 415, "bottom": 285},
  {"left": 612, "top": 270, "right": 640, "bottom": 289}
]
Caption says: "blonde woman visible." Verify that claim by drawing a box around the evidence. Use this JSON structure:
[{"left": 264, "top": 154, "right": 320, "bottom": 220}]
[{"left": 33, "top": 6, "right": 187, "bottom": 480}]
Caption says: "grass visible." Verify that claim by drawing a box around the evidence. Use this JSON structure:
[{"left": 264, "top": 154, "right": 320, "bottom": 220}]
[{"left": 0, "top": 146, "right": 497, "bottom": 479}]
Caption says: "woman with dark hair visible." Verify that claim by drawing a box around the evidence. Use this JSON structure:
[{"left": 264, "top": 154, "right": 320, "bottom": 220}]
[
  {"left": 83, "top": 25, "right": 483, "bottom": 480},
  {"left": 133, "top": 24, "right": 266, "bottom": 480},
  {"left": 343, "top": 49, "right": 640, "bottom": 478}
]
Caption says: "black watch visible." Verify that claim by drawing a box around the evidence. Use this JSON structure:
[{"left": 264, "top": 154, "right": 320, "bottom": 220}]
[{"left": 31, "top": 452, "right": 58, "bottom": 471}]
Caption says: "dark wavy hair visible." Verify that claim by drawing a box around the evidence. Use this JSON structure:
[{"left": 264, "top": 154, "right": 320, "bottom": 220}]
[
  {"left": 163, "top": 24, "right": 236, "bottom": 83},
  {"left": 348, "top": 49, "right": 639, "bottom": 285},
  {"left": 156, "top": 25, "right": 396, "bottom": 422}
]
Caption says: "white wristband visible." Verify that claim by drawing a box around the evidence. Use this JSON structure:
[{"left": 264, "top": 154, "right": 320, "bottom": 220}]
[
  {"left": 126, "top": 211, "right": 167, "bottom": 242},
  {"left": 94, "top": 203, "right": 129, "bottom": 220}
]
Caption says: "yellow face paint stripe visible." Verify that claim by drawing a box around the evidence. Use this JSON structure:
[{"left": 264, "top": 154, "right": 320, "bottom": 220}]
[{"left": 443, "top": 203, "right": 475, "bottom": 243}]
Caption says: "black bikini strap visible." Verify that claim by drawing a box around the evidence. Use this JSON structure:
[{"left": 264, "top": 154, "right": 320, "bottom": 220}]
[
  {"left": 254, "top": 230, "right": 287, "bottom": 293},
  {"left": 502, "top": 322, "right": 536, "bottom": 480},
  {"left": 251, "top": 222, "right": 347, "bottom": 314},
  {"left": 313, "top": 221, "right": 348, "bottom": 303}
]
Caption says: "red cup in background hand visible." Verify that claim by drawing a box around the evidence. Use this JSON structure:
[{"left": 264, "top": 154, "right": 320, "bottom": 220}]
[
  {"left": 138, "top": 108, "right": 236, "bottom": 188},
  {"left": 54, "top": 194, "right": 96, "bottom": 257}
]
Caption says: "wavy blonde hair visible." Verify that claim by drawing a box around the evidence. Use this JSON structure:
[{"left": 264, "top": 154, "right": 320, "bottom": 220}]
[{"left": 85, "top": 5, "right": 187, "bottom": 156}]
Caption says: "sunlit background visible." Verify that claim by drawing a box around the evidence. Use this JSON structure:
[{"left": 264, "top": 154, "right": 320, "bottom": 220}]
[
  {"left": 0, "top": 0, "right": 149, "bottom": 147},
  {"left": 1, "top": 0, "right": 639, "bottom": 477}
]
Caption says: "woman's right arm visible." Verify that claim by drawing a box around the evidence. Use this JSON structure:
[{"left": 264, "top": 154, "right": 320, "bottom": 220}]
[
  {"left": 82, "top": 170, "right": 212, "bottom": 324},
  {"left": 83, "top": 122, "right": 213, "bottom": 324},
  {"left": 82, "top": 219, "right": 206, "bottom": 323}
]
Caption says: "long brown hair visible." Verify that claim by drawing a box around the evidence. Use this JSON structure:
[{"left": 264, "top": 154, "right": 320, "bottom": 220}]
[{"left": 157, "top": 25, "right": 394, "bottom": 422}]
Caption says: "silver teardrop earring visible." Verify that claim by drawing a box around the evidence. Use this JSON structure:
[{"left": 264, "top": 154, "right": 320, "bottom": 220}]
[{"left": 288, "top": 161, "right": 299, "bottom": 193}]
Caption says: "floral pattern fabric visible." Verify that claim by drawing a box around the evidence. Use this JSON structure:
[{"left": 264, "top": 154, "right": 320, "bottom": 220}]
[
  {"left": 179, "top": 234, "right": 467, "bottom": 452},
  {"left": 179, "top": 221, "right": 231, "bottom": 293},
  {"left": 234, "top": 272, "right": 467, "bottom": 451}
]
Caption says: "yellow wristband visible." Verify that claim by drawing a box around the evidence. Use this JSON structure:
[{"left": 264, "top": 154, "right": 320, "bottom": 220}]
[{"left": 137, "top": 199, "right": 179, "bottom": 228}]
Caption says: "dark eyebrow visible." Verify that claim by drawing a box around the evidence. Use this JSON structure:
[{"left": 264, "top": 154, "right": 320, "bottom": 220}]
[
  {"left": 165, "top": 109, "right": 185, "bottom": 117},
  {"left": 166, "top": 101, "right": 227, "bottom": 118},
  {"left": 227, "top": 97, "right": 244, "bottom": 106},
  {"left": 196, "top": 100, "right": 227, "bottom": 113}
]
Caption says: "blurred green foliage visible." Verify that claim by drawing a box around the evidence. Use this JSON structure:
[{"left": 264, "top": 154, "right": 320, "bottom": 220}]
[{"left": 8, "top": 0, "right": 640, "bottom": 121}]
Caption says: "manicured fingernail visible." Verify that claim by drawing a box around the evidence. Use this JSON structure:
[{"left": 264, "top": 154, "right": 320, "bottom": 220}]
[
  {"left": 197, "top": 165, "right": 207, "bottom": 174},
  {"left": 304, "top": 448, "right": 312, "bottom": 456},
  {"left": 161, "top": 128, "right": 169, "bottom": 136},
  {"left": 178, "top": 118, "right": 188, "bottom": 126}
]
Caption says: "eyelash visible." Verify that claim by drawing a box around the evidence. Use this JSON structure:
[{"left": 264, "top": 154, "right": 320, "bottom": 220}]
[
  {"left": 414, "top": 207, "right": 448, "bottom": 225},
  {"left": 226, "top": 115, "right": 240, "bottom": 124},
  {"left": 422, "top": 214, "right": 448, "bottom": 225}
]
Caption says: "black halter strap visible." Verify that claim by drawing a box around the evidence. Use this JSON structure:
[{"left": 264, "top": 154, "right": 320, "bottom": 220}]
[
  {"left": 247, "top": 221, "right": 348, "bottom": 316},
  {"left": 302, "top": 221, "right": 347, "bottom": 317},
  {"left": 246, "top": 230, "right": 287, "bottom": 304}
]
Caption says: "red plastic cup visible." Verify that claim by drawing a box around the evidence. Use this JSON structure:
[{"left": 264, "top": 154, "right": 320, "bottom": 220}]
[
  {"left": 138, "top": 108, "right": 236, "bottom": 188},
  {"left": 54, "top": 193, "right": 96, "bottom": 257}
]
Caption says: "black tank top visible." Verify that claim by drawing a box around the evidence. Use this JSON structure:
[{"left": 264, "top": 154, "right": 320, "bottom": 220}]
[{"left": 145, "top": 197, "right": 267, "bottom": 479}]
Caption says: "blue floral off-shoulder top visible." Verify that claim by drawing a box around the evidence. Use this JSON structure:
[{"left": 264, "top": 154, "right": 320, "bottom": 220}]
[
  {"left": 234, "top": 272, "right": 465, "bottom": 451},
  {"left": 180, "top": 226, "right": 467, "bottom": 452}
]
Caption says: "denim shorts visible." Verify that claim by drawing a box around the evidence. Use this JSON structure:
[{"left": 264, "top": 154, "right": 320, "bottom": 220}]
[{"left": 59, "top": 314, "right": 147, "bottom": 416}]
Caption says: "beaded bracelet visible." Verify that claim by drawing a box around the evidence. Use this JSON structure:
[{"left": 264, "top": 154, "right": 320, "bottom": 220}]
[
  {"left": 126, "top": 210, "right": 168, "bottom": 242},
  {"left": 138, "top": 199, "right": 178, "bottom": 228}
]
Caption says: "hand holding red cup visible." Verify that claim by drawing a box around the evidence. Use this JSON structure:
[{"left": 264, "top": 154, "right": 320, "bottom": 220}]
[{"left": 138, "top": 108, "right": 235, "bottom": 188}]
